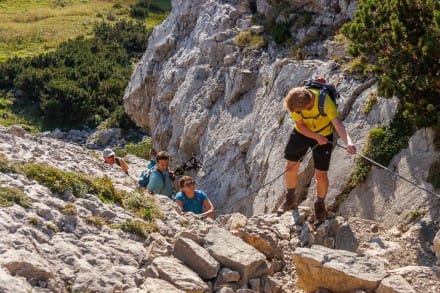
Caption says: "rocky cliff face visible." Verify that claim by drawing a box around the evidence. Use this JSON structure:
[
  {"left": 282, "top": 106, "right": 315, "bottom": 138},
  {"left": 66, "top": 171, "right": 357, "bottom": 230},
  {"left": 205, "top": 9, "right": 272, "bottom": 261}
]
[
  {"left": 123, "top": 0, "right": 401, "bottom": 216},
  {"left": 1, "top": 125, "right": 439, "bottom": 292}
]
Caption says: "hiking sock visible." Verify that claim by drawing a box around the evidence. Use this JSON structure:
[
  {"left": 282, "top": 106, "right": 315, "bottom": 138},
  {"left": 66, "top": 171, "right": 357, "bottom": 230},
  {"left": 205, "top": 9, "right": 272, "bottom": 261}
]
[{"left": 287, "top": 188, "right": 295, "bottom": 195}]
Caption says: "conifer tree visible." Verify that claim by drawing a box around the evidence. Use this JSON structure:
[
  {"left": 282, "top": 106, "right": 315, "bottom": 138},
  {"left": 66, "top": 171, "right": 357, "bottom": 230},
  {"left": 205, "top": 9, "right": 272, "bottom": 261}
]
[{"left": 342, "top": 0, "right": 439, "bottom": 126}]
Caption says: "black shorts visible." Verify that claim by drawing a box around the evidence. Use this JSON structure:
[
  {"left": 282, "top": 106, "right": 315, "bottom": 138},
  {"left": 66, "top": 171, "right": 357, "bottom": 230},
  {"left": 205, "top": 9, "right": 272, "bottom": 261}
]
[{"left": 284, "top": 130, "right": 333, "bottom": 171}]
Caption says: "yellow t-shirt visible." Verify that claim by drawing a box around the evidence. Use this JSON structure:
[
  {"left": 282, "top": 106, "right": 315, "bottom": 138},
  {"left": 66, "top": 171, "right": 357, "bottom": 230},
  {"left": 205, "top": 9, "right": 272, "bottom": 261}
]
[{"left": 291, "top": 88, "right": 339, "bottom": 136}]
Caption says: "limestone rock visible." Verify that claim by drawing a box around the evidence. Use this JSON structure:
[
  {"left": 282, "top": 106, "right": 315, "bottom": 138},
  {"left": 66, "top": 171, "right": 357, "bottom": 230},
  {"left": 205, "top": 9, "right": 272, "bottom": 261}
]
[
  {"left": 173, "top": 236, "right": 220, "bottom": 279},
  {"left": 0, "top": 249, "right": 54, "bottom": 285},
  {"left": 293, "top": 245, "right": 387, "bottom": 292},
  {"left": 141, "top": 277, "right": 185, "bottom": 293},
  {"left": 377, "top": 275, "right": 415, "bottom": 293},
  {"left": 339, "top": 128, "right": 440, "bottom": 227},
  {"left": 6, "top": 125, "right": 26, "bottom": 138},
  {"left": 205, "top": 226, "right": 266, "bottom": 283},
  {"left": 0, "top": 267, "right": 32, "bottom": 293},
  {"left": 152, "top": 256, "right": 209, "bottom": 292},
  {"left": 388, "top": 266, "right": 440, "bottom": 292},
  {"left": 234, "top": 227, "right": 283, "bottom": 259}
]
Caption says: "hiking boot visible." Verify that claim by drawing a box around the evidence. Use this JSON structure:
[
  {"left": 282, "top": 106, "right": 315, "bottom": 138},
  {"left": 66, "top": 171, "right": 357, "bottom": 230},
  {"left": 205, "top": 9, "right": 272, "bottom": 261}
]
[
  {"left": 277, "top": 192, "right": 297, "bottom": 213},
  {"left": 314, "top": 200, "right": 328, "bottom": 222}
]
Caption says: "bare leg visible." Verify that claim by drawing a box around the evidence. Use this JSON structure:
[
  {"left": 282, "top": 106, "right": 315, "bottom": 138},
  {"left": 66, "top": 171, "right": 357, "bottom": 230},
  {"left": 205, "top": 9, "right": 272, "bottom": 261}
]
[
  {"left": 286, "top": 160, "right": 300, "bottom": 189},
  {"left": 314, "top": 169, "right": 329, "bottom": 199}
]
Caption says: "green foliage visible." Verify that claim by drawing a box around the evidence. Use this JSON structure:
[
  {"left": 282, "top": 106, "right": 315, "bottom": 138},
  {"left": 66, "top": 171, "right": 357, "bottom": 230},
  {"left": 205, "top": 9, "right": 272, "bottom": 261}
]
[
  {"left": 341, "top": 0, "right": 440, "bottom": 126},
  {"left": 61, "top": 203, "right": 77, "bottom": 215},
  {"left": 427, "top": 158, "right": 440, "bottom": 190},
  {"left": 0, "top": 91, "right": 40, "bottom": 132},
  {"left": 408, "top": 210, "right": 423, "bottom": 220},
  {"left": 130, "top": 0, "right": 167, "bottom": 19},
  {"left": 0, "top": 19, "right": 149, "bottom": 129},
  {"left": 122, "top": 192, "right": 162, "bottom": 221},
  {"left": 235, "top": 31, "right": 266, "bottom": 52},
  {"left": 85, "top": 215, "right": 107, "bottom": 228},
  {"left": 104, "top": 106, "right": 137, "bottom": 130},
  {"left": 0, "top": 153, "right": 19, "bottom": 174},
  {"left": 23, "top": 163, "right": 90, "bottom": 197},
  {"left": 22, "top": 163, "right": 123, "bottom": 204},
  {"left": 0, "top": 185, "right": 32, "bottom": 208},
  {"left": 271, "top": 22, "right": 290, "bottom": 45},
  {"left": 46, "top": 222, "right": 59, "bottom": 233},
  {"left": 124, "top": 136, "right": 152, "bottom": 159},
  {"left": 361, "top": 93, "right": 378, "bottom": 114},
  {"left": 366, "top": 114, "right": 413, "bottom": 166},
  {"left": 120, "top": 219, "right": 155, "bottom": 238},
  {"left": 29, "top": 217, "right": 41, "bottom": 225}
]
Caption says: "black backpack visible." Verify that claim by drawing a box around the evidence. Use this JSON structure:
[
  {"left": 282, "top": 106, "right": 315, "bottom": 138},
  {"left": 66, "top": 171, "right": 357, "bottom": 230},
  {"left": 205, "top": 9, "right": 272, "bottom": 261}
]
[{"left": 304, "top": 78, "right": 339, "bottom": 116}]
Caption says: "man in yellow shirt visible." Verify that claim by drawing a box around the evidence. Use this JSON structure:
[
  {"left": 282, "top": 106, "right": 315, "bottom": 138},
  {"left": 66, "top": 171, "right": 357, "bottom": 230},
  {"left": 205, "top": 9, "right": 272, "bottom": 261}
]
[{"left": 278, "top": 84, "right": 356, "bottom": 222}]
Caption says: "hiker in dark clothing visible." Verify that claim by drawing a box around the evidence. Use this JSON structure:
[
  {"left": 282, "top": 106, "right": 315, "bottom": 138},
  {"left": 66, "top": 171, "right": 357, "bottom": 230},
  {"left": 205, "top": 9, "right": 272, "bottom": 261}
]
[
  {"left": 103, "top": 148, "right": 129, "bottom": 175},
  {"left": 279, "top": 84, "right": 356, "bottom": 222},
  {"left": 175, "top": 176, "right": 215, "bottom": 219}
]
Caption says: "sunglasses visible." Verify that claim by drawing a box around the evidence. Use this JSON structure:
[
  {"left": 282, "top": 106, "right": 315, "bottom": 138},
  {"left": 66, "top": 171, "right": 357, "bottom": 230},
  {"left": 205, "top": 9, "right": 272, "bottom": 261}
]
[{"left": 184, "top": 181, "right": 195, "bottom": 188}]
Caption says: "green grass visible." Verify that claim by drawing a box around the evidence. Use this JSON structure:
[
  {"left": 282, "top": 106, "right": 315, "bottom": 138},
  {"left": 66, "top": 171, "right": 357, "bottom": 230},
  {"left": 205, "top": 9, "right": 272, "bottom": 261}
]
[
  {"left": 0, "top": 91, "right": 40, "bottom": 133},
  {"left": 122, "top": 191, "right": 162, "bottom": 221},
  {"left": 235, "top": 31, "right": 266, "bottom": 53},
  {"left": 0, "top": 0, "right": 170, "bottom": 61},
  {"left": 0, "top": 185, "right": 32, "bottom": 208},
  {"left": 84, "top": 215, "right": 107, "bottom": 228},
  {"left": 21, "top": 163, "right": 123, "bottom": 204},
  {"left": 120, "top": 219, "right": 156, "bottom": 238},
  {"left": 61, "top": 203, "right": 77, "bottom": 215},
  {"left": 114, "top": 136, "right": 152, "bottom": 160}
]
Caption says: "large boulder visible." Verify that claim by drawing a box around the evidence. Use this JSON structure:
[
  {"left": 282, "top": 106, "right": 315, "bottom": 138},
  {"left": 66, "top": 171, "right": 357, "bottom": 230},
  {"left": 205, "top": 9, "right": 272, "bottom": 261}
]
[
  {"left": 173, "top": 236, "right": 220, "bottom": 279},
  {"left": 293, "top": 245, "right": 387, "bottom": 292},
  {"left": 204, "top": 226, "right": 267, "bottom": 283}
]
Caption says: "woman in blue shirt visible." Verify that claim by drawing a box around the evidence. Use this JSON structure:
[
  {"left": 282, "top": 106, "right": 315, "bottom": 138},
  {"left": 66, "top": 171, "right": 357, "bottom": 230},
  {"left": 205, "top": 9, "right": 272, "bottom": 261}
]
[{"left": 174, "top": 176, "right": 215, "bottom": 219}]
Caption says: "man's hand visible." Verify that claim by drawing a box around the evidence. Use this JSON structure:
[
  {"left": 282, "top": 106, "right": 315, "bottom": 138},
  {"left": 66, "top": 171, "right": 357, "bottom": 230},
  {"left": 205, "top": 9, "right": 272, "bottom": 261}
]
[
  {"left": 315, "top": 135, "right": 328, "bottom": 145},
  {"left": 346, "top": 144, "right": 356, "bottom": 155}
]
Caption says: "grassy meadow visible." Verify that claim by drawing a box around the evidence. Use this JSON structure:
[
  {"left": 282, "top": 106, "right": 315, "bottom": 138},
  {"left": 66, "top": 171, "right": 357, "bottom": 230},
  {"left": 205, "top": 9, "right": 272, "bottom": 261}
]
[
  {"left": 0, "top": 0, "right": 171, "bottom": 131},
  {"left": 0, "top": 0, "right": 170, "bottom": 61}
]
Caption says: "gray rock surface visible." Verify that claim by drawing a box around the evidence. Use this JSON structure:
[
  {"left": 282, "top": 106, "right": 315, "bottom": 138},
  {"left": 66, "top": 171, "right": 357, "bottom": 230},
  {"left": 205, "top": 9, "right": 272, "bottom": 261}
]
[
  {"left": 123, "top": 0, "right": 379, "bottom": 216},
  {"left": 152, "top": 256, "right": 209, "bottom": 292},
  {"left": 173, "top": 236, "right": 220, "bottom": 279},
  {"left": 293, "top": 245, "right": 387, "bottom": 292},
  {"left": 205, "top": 226, "right": 267, "bottom": 283},
  {"left": 377, "top": 275, "right": 415, "bottom": 293}
]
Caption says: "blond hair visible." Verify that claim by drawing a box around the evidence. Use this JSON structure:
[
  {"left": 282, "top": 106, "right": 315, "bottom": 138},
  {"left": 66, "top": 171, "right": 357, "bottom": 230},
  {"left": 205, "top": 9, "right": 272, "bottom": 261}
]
[{"left": 283, "top": 87, "right": 313, "bottom": 112}]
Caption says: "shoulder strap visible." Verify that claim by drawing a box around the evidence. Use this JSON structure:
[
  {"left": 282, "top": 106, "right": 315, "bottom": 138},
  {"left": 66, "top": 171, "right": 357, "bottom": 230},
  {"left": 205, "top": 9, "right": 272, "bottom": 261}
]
[
  {"left": 154, "top": 169, "right": 166, "bottom": 185},
  {"left": 317, "top": 90, "right": 327, "bottom": 116}
]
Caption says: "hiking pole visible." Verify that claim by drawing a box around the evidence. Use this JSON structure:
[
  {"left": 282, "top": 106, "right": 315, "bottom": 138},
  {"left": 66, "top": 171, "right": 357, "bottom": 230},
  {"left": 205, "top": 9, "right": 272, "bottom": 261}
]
[{"left": 335, "top": 142, "right": 440, "bottom": 199}]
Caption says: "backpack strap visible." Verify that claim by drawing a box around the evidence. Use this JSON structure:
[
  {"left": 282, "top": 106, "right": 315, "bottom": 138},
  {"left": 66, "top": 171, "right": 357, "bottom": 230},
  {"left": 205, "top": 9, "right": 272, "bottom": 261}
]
[
  {"left": 154, "top": 169, "right": 166, "bottom": 193},
  {"left": 317, "top": 89, "right": 328, "bottom": 116}
]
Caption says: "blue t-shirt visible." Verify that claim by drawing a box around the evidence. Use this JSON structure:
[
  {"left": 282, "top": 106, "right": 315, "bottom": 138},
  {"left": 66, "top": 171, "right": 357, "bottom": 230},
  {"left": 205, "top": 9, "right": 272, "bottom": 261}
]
[
  {"left": 174, "top": 190, "right": 208, "bottom": 214},
  {"left": 146, "top": 169, "right": 173, "bottom": 198}
]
